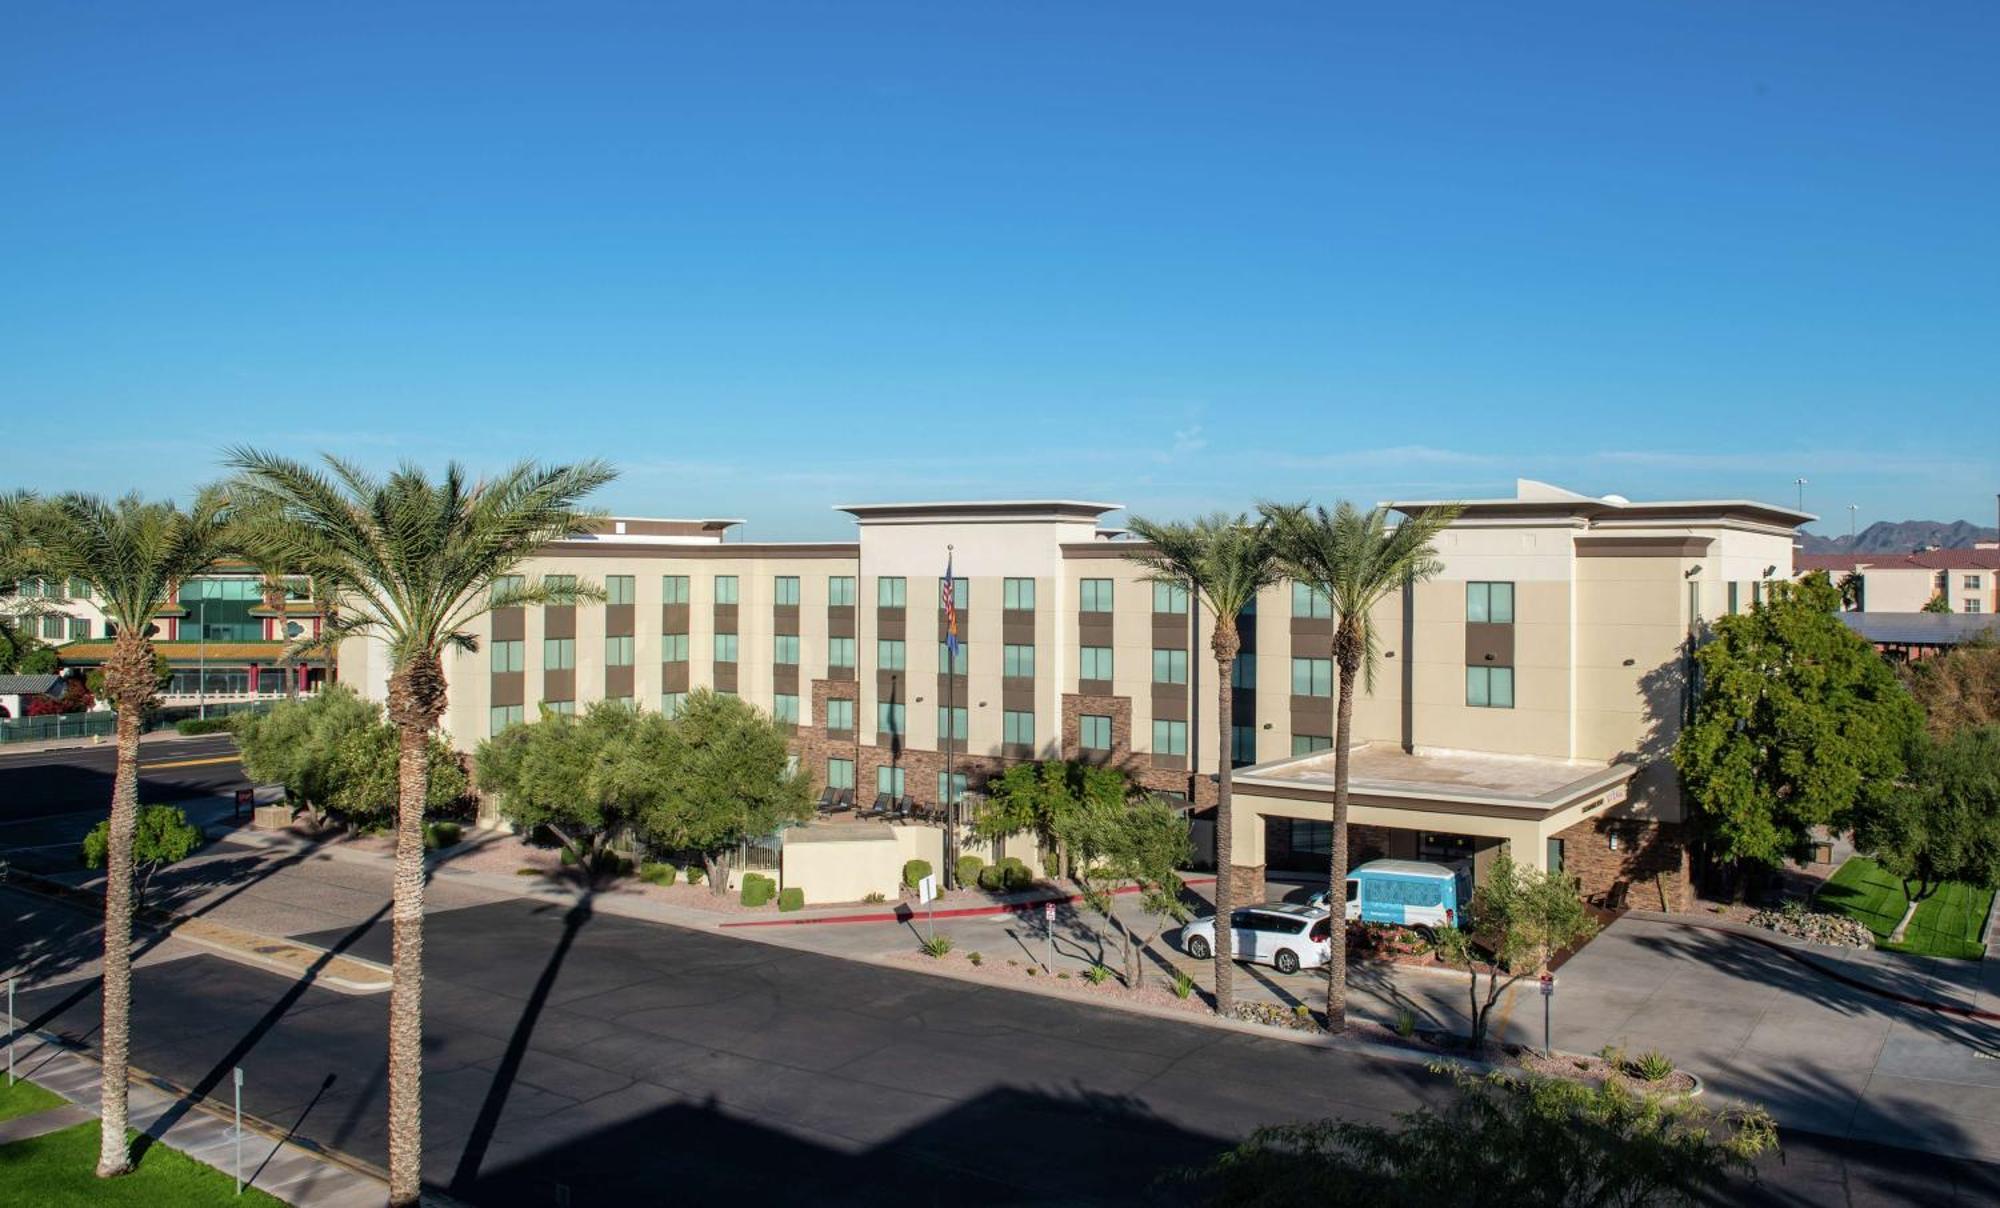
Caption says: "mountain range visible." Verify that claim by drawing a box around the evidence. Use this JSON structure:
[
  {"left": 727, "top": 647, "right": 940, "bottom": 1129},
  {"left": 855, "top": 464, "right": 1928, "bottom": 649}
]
[{"left": 1797, "top": 519, "right": 1998, "bottom": 554}]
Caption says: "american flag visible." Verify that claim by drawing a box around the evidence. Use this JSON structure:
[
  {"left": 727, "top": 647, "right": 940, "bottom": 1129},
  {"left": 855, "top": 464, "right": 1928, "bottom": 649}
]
[{"left": 942, "top": 553, "right": 960, "bottom": 660}]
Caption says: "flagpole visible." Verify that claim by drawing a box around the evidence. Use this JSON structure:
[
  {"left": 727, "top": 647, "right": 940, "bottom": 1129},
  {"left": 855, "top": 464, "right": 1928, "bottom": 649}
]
[{"left": 944, "top": 544, "right": 958, "bottom": 888}]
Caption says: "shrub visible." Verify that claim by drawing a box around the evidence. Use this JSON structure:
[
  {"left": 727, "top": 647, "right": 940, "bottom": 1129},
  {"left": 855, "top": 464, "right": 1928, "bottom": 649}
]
[
  {"left": 920, "top": 932, "right": 954, "bottom": 958},
  {"left": 685, "top": 865, "right": 705, "bottom": 885},
  {"left": 423, "top": 820, "right": 463, "bottom": 850},
  {"left": 1171, "top": 970, "right": 1195, "bottom": 999},
  {"left": 1395, "top": 1008, "right": 1418, "bottom": 1039},
  {"left": 640, "top": 862, "right": 678, "bottom": 886},
  {"left": 996, "top": 856, "right": 1033, "bottom": 891},
  {"left": 977, "top": 865, "right": 1005, "bottom": 891},
  {"left": 1629, "top": 1050, "right": 1675, "bottom": 1082},
  {"left": 175, "top": 717, "right": 232, "bottom": 736},
  {"left": 559, "top": 846, "right": 578, "bottom": 867},
  {"left": 741, "top": 873, "right": 776, "bottom": 907},
  {"left": 902, "top": 858, "right": 933, "bottom": 890},
  {"left": 968, "top": 951, "right": 983, "bottom": 966},
  {"left": 862, "top": 891, "right": 886, "bottom": 903},
  {"left": 778, "top": 887, "right": 804, "bottom": 912},
  {"left": 955, "top": 855, "right": 985, "bottom": 886},
  {"left": 1084, "top": 964, "right": 1111, "bottom": 985}
]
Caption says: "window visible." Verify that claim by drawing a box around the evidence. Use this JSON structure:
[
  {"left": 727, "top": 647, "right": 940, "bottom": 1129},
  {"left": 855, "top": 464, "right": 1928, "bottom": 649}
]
[
  {"left": 937, "top": 771, "right": 968, "bottom": 804},
  {"left": 774, "top": 576, "right": 800, "bottom": 606},
  {"left": 491, "top": 575, "right": 524, "bottom": 604},
  {"left": 1003, "top": 643, "right": 1036, "bottom": 678},
  {"left": 878, "top": 765, "right": 905, "bottom": 797},
  {"left": 661, "top": 691, "right": 686, "bottom": 718},
  {"left": 1152, "top": 719, "right": 1188, "bottom": 756},
  {"left": 661, "top": 575, "right": 690, "bottom": 605},
  {"left": 544, "top": 699, "right": 575, "bottom": 716},
  {"left": 1080, "top": 714, "right": 1113, "bottom": 751},
  {"left": 489, "top": 705, "right": 524, "bottom": 733},
  {"left": 605, "top": 575, "right": 635, "bottom": 606},
  {"left": 1292, "top": 583, "right": 1331, "bottom": 618},
  {"left": 67, "top": 617, "right": 89, "bottom": 640},
  {"left": 605, "top": 694, "right": 635, "bottom": 709},
  {"left": 940, "top": 576, "right": 968, "bottom": 609},
  {"left": 827, "top": 758, "right": 855, "bottom": 790},
  {"left": 828, "top": 576, "right": 856, "bottom": 606},
  {"left": 713, "top": 633, "right": 739, "bottom": 663},
  {"left": 1966, "top": 574, "right": 1984, "bottom": 590},
  {"left": 771, "top": 693, "right": 800, "bottom": 725},
  {"left": 1231, "top": 658, "right": 1256, "bottom": 688},
  {"left": 543, "top": 638, "right": 575, "bottom": 670},
  {"left": 826, "top": 699, "right": 855, "bottom": 732},
  {"left": 662, "top": 633, "right": 690, "bottom": 663},
  {"left": 1292, "top": 734, "right": 1333, "bottom": 755},
  {"left": 1291, "top": 657, "right": 1332, "bottom": 697},
  {"left": 42, "top": 615, "right": 64, "bottom": 639},
  {"left": 1003, "top": 710, "right": 1034, "bottom": 746},
  {"left": 1003, "top": 577, "right": 1036, "bottom": 610},
  {"left": 1728, "top": 581, "right": 1740, "bottom": 614},
  {"left": 714, "top": 575, "right": 739, "bottom": 605},
  {"left": 1153, "top": 582, "right": 1190, "bottom": 614},
  {"left": 67, "top": 578, "right": 91, "bottom": 600},
  {"left": 1231, "top": 725, "right": 1257, "bottom": 765},
  {"left": 1466, "top": 582, "right": 1515, "bottom": 624},
  {"left": 490, "top": 639, "right": 525, "bottom": 673},
  {"left": 773, "top": 634, "right": 800, "bottom": 665},
  {"left": 1152, "top": 648, "right": 1188, "bottom": 684},
  {"left": 1547, "top": 837, "right": 1565, "bottom": 875},
  {"left": 1968, "top": 599, "right": 1984, "bottom": 614},
  {"left": 1466, "top": 665, "right": 1515, "bottom": 708},
  {"left": 827, "top": 636, "right": 856, "bottom": 668},
  {"left": 544, "top": 574, "right": 576, "bottom": 597},
  {"left": 877, "top": 639, "right": 906, "bottom": 671},
  {"left": 1080, "top": 579, "right": 1113, "bottom": 612},
  {"left": 605, "top": 635, "right": 634, "bottom": 666},
  {"left": 1079, "top": 646, "right": 1113, "bottom": 681},
  {"left": 937, "top": 706, "right": 968, "bottom": 741},
  {"left": 877, "top": 577, "right": 906, "bottom": 608},
  {"left": 877, "top": 701, "right": 905, "bottom": 735},
  {"left": 938, "top": 642, "right": 968, "bottom": 676}
]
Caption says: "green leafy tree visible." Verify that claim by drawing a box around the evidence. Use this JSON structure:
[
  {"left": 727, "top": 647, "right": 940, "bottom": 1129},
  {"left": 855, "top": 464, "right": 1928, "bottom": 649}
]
[
  {"left": 1675, "top": 573, "right": 1922, "bottom": 881},
  {"left": 1091, "top": 796, "right": 1194, "bottom": 991},
  {"left": 634, "top": 688, "right": 814, "bottom": 895},
  {"left": 320, "top": 720, "right": 468, "bottom": 831},
  {"left": 1261, "top": 499, "right": 1460, "bottom": 1031},
  {"left": 82, "top": 805, "right": 204, "bottom": 912},
  {"left": 1433, "top": 852, "right": 1596, "bottom": 1051},
  {"left": 975, "top": 758, "right": 1126, "bottom": 880},
  {"left": 224, "top": 450, "right": 611, "bottom": 1205},
  {"left": 477, "top": 701, "right": 658, "bottom": 871},
  {"left": 1851, "top": 726, "right": 2000, "bottom": 920},
  {"left": 232, "top": 685, "right": 384, "bottom": 826},
  {"left": 1123, "top": 511, "right": 1282, "bottom": 1015},
  {"left": 25, "top": 490, "right": 226, "bottom": 1178},
  {"left": 1202, "top": 1067, "right": 1777, "bottom": 1208}
]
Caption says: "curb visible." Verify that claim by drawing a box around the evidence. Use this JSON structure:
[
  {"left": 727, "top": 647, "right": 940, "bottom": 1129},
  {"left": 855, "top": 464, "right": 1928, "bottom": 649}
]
[{"left": 720, "top": 877, "right": 1220, "bottom": 929}]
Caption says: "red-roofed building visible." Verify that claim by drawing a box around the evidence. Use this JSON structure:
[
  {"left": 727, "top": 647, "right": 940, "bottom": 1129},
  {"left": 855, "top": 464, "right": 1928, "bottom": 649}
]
[{"left": 1793, "top": 546, "right": 2000, "bottom": 614}]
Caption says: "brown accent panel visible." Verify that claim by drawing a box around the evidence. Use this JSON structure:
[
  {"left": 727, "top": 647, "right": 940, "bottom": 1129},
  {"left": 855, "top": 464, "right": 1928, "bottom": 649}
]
[
  {"left": 542, "top": 668, "right": 574, "bottom": 703},
  {"left": 773, "top": 603, "right": 799, "bottom": 635},
  {"left": 491, "top": 608, "right": 525, "bottom": 642},
  {"left": 1079, "top": 677, "right": 1113, "bottom": 697},
  {"left": 491, "top": 672, "right": 523, "bottom": 708},
  {"left": 713, "top": 661, "right": 738, "bottom": 693},
  {"left": 1078, "top": 612, "right": 1114, "bottom": 644},
  {"left": 662, "top": 662, "right": 689, "bottom": 692},
  {"left": 1001, "top": 680, "right": 1036, "bottom": 711},
  {"left": 662, "top": 603, "right": 690, "bottom": 634},
  {"left": 545, "top": 541, "right": 860, "bottom": 560},
  {"left": 1061, "top": 541, "right": 1157, "bottom": 560},
  {"left": 1574, "top": 536, "right": 1713, "bottom": 558},
  {"left": 827, "top": 605, "right": 855, "bottom": 638},
  {"left": 1465, "top": 622, "right": 1514, "bottom": 668},
  {"left": 935, "top": 673, "right": 968, "bottom": 704},
  {"left": 543, "top": 606, "right": 575, "bottom": 640},
  {"left": 605, "top": 603, "right": 634, "bottom": 636},
  {"left": 605, "top": 665, "right": 634, "bottom": 699},
  {"left": 1151, "top": 685, "right": 1188, "bottom": 720},
  {"left": 1151, "top": 752, "right": 1187, "bottom": 772},
  {"left": 877, "top": 669, "right": 908, "bottom": 701},
  {"left": 936, "top": 613, "right": 972, "bottom": 641},
  {"left": 773, "top": 664, "right": 799, "bottom": 694},
  {"left": 713, "top": 602, "right": 738, "bottom": 633},
  {"left": 1151, "top": 614, "right": 1189, "bottom": 645},
  {"left": 876, "top": 608, "right": 905, "bottom": 640},
  {"left": 1001, "top": 611, "right": 1035, "bottom": 644},
  {"left": 1289, "top": 616, "right": 1331, "bottom": 643},
  {"left": 1290, "top": 694, "right": 1334, "bottom": 734},
  {"left": 827, "top": 665, "right": 854, "bottom": 682},
  {"left": 1002, "top": 743, "right": 1035, "bottom": 761}
]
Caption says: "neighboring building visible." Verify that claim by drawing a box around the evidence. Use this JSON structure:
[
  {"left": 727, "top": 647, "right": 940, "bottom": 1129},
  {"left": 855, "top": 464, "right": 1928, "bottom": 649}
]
[
  {"left": 1795, "top": 546, "right": 2000, "bottom": 616},
  {"left": 1837, "top": 612, "right": 2000, "bottom": 661},
  {"left": 0, "top": 673, "right": 63, "bottom": 719},
  {"left": 345, "top": 479, "right": 1806, "bottom": 911}
]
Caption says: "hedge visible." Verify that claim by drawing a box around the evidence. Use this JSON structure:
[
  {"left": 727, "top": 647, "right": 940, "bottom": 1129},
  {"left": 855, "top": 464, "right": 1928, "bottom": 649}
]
[
  {"left": 902, "top": 858, "right": 933, "bottom": 890},
  {"left": 175, "top": 717, "right": 233, "bottom": 736},
  {"left": 741, "top": 872, "right": 776, "bottom": 907},
  {"left": 996, "top": 857, "right": 1032, "bottom": 891},
  {"left": 954, "top": 855, "right": 984, "bottom": 887},
  {"left": 778, "top": 887, "right": 804, "bottom": 912},
  {"left": 977, "top": 864, "right": 1005, "bottom": 892},
  {"left": 640, "top": 862, "right": 678, "bottom": 886},
  {"left": 423, "top": 821, "right": 463, "bottom": 850}
]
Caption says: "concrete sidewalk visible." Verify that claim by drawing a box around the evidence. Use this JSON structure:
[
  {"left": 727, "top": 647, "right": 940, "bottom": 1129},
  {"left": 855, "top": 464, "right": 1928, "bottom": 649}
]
[{"left": 2, "top": 1019, "right": 386, "bottom": 1206}]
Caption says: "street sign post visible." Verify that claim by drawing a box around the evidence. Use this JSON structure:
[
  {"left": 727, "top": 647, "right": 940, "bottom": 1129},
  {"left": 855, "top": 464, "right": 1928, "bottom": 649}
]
[
  {"left": 1043, "top": 901, "right": 1056, "bottom": 972},
  {"left": 1539, "top": 973, "right": 1556, "bottom": 1056},
  {"left": 232, "top": 1066, "right": 244, "bottom": 1195},
  {"left": 7, "top": 977, "right": 15, "bottom": 1086},
  {"left": 918, "top": 874, "right": 937, "bottom": 943}
]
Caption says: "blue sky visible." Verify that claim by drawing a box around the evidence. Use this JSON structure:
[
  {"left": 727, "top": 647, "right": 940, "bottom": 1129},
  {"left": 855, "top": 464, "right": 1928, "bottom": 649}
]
[{"left": 3, "top": 2, "right": 1995, "bottom": 540}]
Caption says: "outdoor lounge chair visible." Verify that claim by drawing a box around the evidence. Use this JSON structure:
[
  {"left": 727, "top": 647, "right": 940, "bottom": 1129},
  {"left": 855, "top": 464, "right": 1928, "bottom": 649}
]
[
  {"left": 815, "top": 787, "right": 835, "bottom": 813},
  {"left": 867, "top": 793, "right": 893, "bottom": 817}
]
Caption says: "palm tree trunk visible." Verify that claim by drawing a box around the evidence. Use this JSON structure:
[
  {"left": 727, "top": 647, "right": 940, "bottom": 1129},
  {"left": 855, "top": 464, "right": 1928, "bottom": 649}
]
[
  {"left": 1213, "top": 652, "right": 1237, "bottom": 1016},
  {"left": 95, "top": 695, "right": 141, "bottom": 1177},
  {"left": 1324, "top": 653, "right": 1358, "bottom": 1033},
  {"left": 387, "top": 717, "right": 429, "bottom": 1205}
]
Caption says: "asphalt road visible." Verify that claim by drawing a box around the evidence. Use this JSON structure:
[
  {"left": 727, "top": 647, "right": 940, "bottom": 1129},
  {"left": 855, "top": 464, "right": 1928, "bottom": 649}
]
[
  {"left": 12, "top": 894, "right": 1999, "bottom": 1206},
  {"left": 0, "top": 734, "right": 246, "bottom": 867}
]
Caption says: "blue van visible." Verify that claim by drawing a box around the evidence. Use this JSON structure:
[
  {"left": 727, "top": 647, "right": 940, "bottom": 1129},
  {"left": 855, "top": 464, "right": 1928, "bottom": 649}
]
[{"left": 1310, "top": 859, "right": 1469, "bottom": 928}]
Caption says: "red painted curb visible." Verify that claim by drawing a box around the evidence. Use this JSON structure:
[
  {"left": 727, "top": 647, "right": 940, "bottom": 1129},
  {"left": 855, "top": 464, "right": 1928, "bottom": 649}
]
[
  {"left": 1669, "top": 919, "right": 2000, "bottom": 1022},
  {"left": 720, "top": 876, "right": 1218, "bottom": 929}
]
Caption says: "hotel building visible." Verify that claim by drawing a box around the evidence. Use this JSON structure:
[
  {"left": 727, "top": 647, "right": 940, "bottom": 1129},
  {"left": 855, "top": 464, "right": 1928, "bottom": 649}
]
[{"left": 339, "top": 479, "right": 1807, "bottom": 908}]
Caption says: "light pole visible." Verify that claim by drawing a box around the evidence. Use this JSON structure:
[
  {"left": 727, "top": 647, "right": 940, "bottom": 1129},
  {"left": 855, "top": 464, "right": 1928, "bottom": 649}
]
[
  {"left": 197, "top": 599, "right": 208, "bottom": 720},
  {"left": 1794, "top": 477, "right": 1808, "bottom": 512},
  {"left": 1848, "top": 504, "right": 1858, "bottom": 541}
]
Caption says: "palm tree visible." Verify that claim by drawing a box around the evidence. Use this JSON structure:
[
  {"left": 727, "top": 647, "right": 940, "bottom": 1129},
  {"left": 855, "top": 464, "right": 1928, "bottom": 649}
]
[
  {"left": 224, "top": 452, "right": 612, "bottom": 1206},
  {"left": 1122, "top": 513, "right": 1281, "bottom": 1016},
  {"left": 29, "top": 491, "right": 227, "bottom": 1177},
  {"left": 1261, "top": 499, "right": 1460, "bottom": 1031}
]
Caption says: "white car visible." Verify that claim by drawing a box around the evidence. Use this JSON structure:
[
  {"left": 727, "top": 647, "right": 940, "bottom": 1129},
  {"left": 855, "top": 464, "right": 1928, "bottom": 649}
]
[{"left": 1180, "top": 903, "right": 1333, "bottom": 975}]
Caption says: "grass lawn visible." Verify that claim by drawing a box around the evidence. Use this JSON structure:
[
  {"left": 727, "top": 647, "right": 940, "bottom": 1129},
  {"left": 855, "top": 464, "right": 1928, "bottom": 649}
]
[
  {"left": 1817, "top": 857, "right": 1993, "bottom": 959},
  {"left": 0, "top": 1121, "right": 286, "bottom": 1206},
  {"left": 0, "top": 1076, "right": 66, "bottom": 1123}
]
